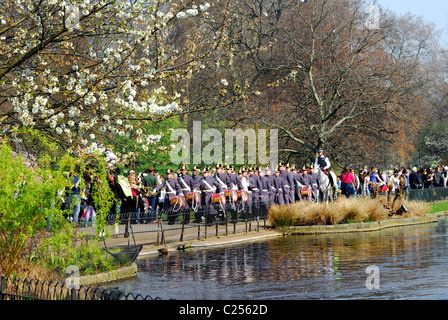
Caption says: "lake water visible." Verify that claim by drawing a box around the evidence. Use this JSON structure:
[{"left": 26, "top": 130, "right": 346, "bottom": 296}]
[{"left": 108, "top": 218, "right": 448, "bottom": 300}]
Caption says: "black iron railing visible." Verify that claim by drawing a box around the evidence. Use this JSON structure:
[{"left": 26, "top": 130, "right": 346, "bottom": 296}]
[
  {"left": 78, "top": 198, "right": 272, "bottom": 248},
  {"left": 0, "top": 274, "right": 160, "bottom": 300}
]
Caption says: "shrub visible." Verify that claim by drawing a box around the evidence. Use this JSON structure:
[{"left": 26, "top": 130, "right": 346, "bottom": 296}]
[{"left": 0, "top": 137, "right": 116, "bottom": 279}]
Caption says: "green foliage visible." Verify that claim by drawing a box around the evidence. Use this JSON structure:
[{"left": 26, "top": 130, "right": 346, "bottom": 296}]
[
  {"left": 0, "top": 138, "right": 65, "bottom": 277},
  {"left": 0, "top": 132, "right": 117, "bottom": 279},
  {"left": 39, "top": 224, "right": 114, "bottom": 276},
  {"left": 114, "top": 115, "right": 186, "bottom": 173}
]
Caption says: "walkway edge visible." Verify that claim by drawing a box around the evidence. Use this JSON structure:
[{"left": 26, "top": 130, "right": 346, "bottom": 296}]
[
  {"left": 78, "top": 262, "right": 138, "bottom": 286},
  {"left": 138, "top": 230, "right": 283, "bottom": 257},
  {"left": 190, "top": 232, "right": 282, "bottom": 248},
  {"left": 281, "top": 214, "right": 446, "bottom": 236}
]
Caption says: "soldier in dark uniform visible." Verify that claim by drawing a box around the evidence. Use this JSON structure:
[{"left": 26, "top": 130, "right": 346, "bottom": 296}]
[
  {"left": 190, "top": 165, "right": 203, "bottom": 222},
  {"left": 154, "top": 168, "right": 183, "bottom": 225},
  {"left": 300, "top": 166, "right": 313, "bottom": 201},
  {"left": 192, "top": 165, "right": 203, "bottom": 184},
  {"left": 279, "top": 162, "right": 294, "bottom": 204},
  {"left": 215, "top": 163, "right": 232, "bottom": 221},
  {"left": 239, "top": 167, "right": 251, "bottom": 219},
  {"left": 266, "top": 167, "right": 276, "bottom": 206},
  {"left": 193, "top": 167, "right": 224, "bottom": 225},
  {"left": 291, "top": 166, "right": 302, "bottom": 202},
  {"left": 286, "top": 164, "right": 297, "bottom": 202},
  {"left": 215, "top": 163, "right": 232, "bottom": 191},
  {"left": 226, "top": 164, "right": 244, "bottom": 222},
  {"left": 259, "top": 169, "right": 271, "bottom": 217},
  {"left": 273, "top": 169, "right": 287, "bottom": 205},
  {"left": 227, "top": 164, "right": 244, "bottom": 190},
  {"left": 178, "top": 164, "right": 194, "bottom": 224},
  {"left": 248, "top": 167, "right": 263, "bottom": 219}
]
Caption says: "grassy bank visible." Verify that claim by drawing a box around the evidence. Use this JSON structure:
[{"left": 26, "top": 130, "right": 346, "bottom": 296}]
[
  {"left": 429, "top": 201, "right": 448, "bottom": 214},
  {"left": 268, "top": 197, "right": 431, "bottom": 228}
]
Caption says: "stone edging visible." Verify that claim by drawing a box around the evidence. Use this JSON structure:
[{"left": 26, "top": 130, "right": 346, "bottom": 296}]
[
  {"left": 78, "top": 262, "right": 137, "bottom": 286},
  {"left": 280, "top": 214, "right": 446, "bottom": 236}
]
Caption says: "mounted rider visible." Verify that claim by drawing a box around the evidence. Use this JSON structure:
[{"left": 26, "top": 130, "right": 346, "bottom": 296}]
[{"left": 314, "top": 149, "right": 331, "bottom": 176}]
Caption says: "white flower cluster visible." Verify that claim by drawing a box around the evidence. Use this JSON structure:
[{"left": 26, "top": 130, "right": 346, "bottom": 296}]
[
  {"left": 148, "top": 101, "right": 180, "bottom": 115},
  {"left": 146, "top": 134, "right": 162, "bottom": 145},
  {"left": 177, "top": 3, "right": 210, "bottom": 19}
]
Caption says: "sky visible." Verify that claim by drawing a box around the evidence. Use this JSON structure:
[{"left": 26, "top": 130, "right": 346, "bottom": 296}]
[{"left": 375, "top": 0, "right": 448, "bottom": 45}]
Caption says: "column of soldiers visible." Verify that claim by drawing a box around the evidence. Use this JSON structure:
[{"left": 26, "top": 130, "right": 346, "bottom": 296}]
[{"left": 151, "top": 162, "right": 321, "bottom": 225}]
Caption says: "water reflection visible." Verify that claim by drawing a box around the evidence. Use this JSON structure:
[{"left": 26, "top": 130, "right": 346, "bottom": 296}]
[{"left": 109, "top": 219, "right": 448, "bottom": 300}]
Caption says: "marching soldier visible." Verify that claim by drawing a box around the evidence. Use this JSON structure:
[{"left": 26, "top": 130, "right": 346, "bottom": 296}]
[
  {"left": 273, "top": 169, "right": 287, "bottom": 205},
  {"left": 215, "top": 163, "right": 232, "bottom": 191},
  {"left": 190, "top": 165, "right": 203, "bottom": 222},
  {"left": 227, "top": 164, "right": 245, "bottom": 190},
  {"left": 215, "top": 163, "right": 232, "bottom": 221},
  {"left": 239, "top": 167, "right": 252, "bottom": 219},
  {"left": 291, "top": 166, "right": 302, "bottom": 201},
  {"left": 266, "top": 167, "right": 276, "bottom": 205},
  {"left": 154, "top": 168, "right": 183, "bottom": 225},
  {"left": 286, "top": 164, "right": 297, "bottom": 202},
  {"left": 192, "top": 165, "right": 203, "bottom": 185},
  {"left": 226, "top": 164, "right": 245, "bottom": 222},
  {"left": 279, "top": 162, "right": 294, "bottom": 204},
  {"left": 178, "top": 164, "right": 194, "bottom": 224},
  {"left": 300, "top": 166, "right": 313, "bottom": 201},
  {"left": 259, "top": 169, "right": 271, "bottom": 218},
  {"left": 248, "top": 167, "right": 263, "bottom": 219},
  {"left": 193, "top": 167, "right": 224, "bottom": 225}
]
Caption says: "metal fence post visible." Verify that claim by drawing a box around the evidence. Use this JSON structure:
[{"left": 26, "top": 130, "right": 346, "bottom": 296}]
[
  {"left": 225, "top": 209, "right": 228, "bottom": 237},
  {"left": 204, "top": 211, "right": 208, "bottom": 239},
  {"left": 71, "top": 287, "right": 76, "bottom": 300},
  {"left": 1, "top": 274, "right": 5, "bottom": 301},
  {"left": 180, "top": 211, "right": 185, "bottom": 242}
]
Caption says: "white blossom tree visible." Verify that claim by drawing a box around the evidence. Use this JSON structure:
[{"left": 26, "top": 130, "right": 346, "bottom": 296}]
[{"left": 0, "top": 0, "right": 234, "bottom": 165}]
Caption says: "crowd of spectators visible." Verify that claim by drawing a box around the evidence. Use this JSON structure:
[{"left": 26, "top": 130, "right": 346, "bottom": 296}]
[{"left": 339, "top": 165, "right": 448, "bottom": 199}]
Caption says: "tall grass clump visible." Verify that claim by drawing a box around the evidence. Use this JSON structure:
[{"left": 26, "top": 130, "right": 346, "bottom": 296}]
[
  {"left": 357, "top": 198, "right": 389, "bottom": 222},
  {"left": 401, "top": 201, "right": 431, "bottom": 218},
  {"left": 268, "top": 204, "right": 297, "bottom": 227},
  {"left": 268, "top": 196, "right": 430, "bottom": 228},
  {"left": 299, "top": 202, "right": 343, "bottom": 226}
]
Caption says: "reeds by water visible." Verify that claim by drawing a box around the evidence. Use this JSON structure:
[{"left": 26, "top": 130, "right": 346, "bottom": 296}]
[{"left": 268, "top": 197, "right": 430, "bottom": 227}]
